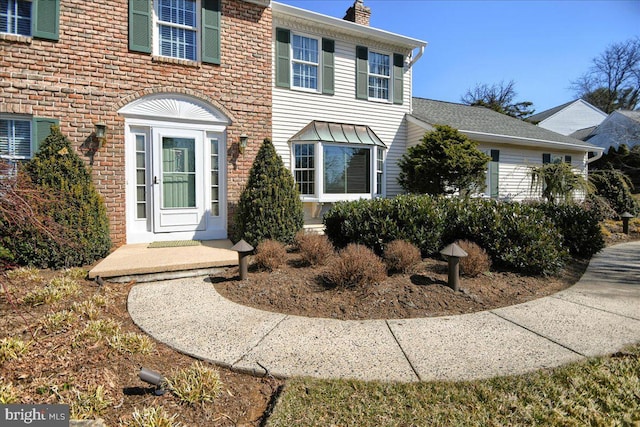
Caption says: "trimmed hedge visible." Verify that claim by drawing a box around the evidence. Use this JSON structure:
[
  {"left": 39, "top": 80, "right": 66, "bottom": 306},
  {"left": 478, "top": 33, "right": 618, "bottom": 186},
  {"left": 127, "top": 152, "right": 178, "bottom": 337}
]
[{"left": 324, "top": 196, "right": 573, "bottom": 276}]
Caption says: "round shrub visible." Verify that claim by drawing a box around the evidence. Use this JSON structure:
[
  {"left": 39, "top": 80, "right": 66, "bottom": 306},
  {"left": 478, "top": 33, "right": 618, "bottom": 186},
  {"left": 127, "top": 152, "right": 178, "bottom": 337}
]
[
  {"left": 294, "top": 231, "right": 334, "bottom": 266},
  {"left": 455, "top": 240, "right": 491, "bottom": 277},
  {"left": 232, "top": 138, "right": 304, "bottom": 247},
  {"left": 383, "top": 240, "right": 422, "bottom": 274},
  {"left": 254, "top": 239, "right": 287, "bottom": 271},
  {"left": 322, "top": 244, "right": 387, "bottom": 288},
  {"left": 2, "top": 126, "right": 111, "bottom": 268}
]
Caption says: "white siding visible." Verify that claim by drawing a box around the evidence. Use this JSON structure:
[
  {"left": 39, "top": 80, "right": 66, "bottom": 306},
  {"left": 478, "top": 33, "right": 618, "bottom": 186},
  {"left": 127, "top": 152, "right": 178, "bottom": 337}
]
[
  {"left": 272, "top": 18, "right": 414, "bottom": 199},
  {"left": 538, "top": 100, "right": 607, "bottom": 136}
]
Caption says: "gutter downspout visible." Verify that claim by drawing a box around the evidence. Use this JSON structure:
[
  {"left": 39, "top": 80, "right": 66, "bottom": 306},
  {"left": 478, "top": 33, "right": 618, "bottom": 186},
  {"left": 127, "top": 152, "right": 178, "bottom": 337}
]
[{"left": 586, "top": 150, "right": 604, "bottom": 164}]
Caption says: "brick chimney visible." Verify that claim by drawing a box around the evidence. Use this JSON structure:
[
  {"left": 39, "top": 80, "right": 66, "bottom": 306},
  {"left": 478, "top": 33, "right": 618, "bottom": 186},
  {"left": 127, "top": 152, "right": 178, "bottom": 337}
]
[{"left": 344, "top": 0, "right": 371, "bottom": 26}]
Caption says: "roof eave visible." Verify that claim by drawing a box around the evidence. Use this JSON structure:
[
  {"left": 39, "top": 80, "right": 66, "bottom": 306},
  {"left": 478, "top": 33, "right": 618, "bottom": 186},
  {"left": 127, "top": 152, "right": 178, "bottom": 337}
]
[{"left": 272, "top": 2, "right": 427, "bottom": 49}]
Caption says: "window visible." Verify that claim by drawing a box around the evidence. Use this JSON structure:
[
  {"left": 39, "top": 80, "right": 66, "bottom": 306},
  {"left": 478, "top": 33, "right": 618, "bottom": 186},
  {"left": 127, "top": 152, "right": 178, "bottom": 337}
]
[
  {"left": 368, "top": 51, "right": 390, "bottom": 100},
  {"left": 0, "top": 0, "right": 30, "bottom": 36},
  {"left": 376, "top": 147, "right": 384, "bottom": 195},
  {"left": 292, "top": 34, "right": 319, "bottom": 90},
  {"left": 210, "top": 137, "right": 220, "bottom": 216},
  {"left": 324, "top": 146, "right": 370, "bottom": 194},
  {"left": 134, "top": 134, "right": 148, "bottom": 219},
  {"left": 156, "top": 0, "right": 198, "bottom": 61},
  {"left": 294, "top": 143, "right": 315, "bottom": 195},
  {"left": 0, "top": 118, "right": 31, "bottom": 161}
]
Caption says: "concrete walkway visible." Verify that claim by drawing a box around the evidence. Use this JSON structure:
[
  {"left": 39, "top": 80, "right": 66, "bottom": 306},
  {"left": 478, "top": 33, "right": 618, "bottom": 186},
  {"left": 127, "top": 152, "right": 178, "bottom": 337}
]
[{"left": 127, "top": 241, "right": 640, "bottom": 382}]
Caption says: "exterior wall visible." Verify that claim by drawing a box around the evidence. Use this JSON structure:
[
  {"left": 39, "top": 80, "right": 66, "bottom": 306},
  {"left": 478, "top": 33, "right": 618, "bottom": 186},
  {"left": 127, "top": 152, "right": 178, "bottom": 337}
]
[
  {"left": 407, "top": 122, "right": 588, "bottom": 201},
  {"left": 272, "top": 14, "right": 415, "bottom": 200},
  {"left": 0, "top": 0, "right": 272, "bottom": 247},
  {"left": 538, "top": 100, "right": 607, "bottom": 136}
]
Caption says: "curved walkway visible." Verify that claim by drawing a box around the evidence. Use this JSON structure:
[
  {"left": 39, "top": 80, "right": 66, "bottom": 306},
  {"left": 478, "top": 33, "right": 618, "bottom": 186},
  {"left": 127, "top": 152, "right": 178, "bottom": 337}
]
[{"left": 128, "top": 241, "right": 640, "bottom": 382}]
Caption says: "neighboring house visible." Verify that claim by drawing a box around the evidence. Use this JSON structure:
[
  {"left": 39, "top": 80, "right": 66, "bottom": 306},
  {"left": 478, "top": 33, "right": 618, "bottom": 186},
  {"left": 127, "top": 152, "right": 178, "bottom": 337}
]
[
  {"left": 1, "top": 0, "right": 272, "bottom": 245},
  {"left": 526, "top": 99, "right": 607, "bottom": 137},
  {"left": 585, "top": 110, "right": 640, "bottom": 152},
  {"left": 408, "top": 98, "right": 603, "bottom": 201},
  {"left": 271, "top": 1, "right": 426, "bottom": 224}
]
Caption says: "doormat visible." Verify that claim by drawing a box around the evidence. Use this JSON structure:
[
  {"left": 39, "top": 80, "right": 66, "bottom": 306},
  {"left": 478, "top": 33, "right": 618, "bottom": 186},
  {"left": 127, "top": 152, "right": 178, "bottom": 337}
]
[{"left": 148, "top": 240, "right": 202, "bottom": 248}]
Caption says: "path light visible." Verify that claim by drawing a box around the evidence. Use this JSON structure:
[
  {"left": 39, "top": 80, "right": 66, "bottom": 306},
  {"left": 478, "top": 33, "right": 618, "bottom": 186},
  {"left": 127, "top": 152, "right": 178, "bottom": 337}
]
[
  {"left": 139, "top": 367, "right": 166, "bottom": 395},
  {"left": 231, "top": 239, "right": 254, "bottom": 280},
  {"left": 440, "top": 243, "right": 468, "bottom": 292},
  {"left": 621, "top": 212, "right": 633, "bottom": 235}
]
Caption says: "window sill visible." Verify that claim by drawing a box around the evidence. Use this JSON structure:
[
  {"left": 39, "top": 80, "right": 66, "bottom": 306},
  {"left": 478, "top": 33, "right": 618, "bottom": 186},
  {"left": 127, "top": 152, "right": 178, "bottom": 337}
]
[
  {"left": 152, "top": 55, "right": 201, "bottom": 68},
  {"left": 0, "top": 33, "right": 32, "bottom": 44}
]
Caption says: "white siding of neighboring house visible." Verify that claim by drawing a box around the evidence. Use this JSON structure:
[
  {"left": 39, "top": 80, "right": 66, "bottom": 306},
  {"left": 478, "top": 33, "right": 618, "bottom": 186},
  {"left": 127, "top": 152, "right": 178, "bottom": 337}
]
[
  {"left": 272, "top": 17, "right": 415, "bottom": 202},
  {"left": 537, "top": 100, "right": 607, "bottom": 136},
  {"left": 407, "top": 122, "right": 589, "bottom": 201}
]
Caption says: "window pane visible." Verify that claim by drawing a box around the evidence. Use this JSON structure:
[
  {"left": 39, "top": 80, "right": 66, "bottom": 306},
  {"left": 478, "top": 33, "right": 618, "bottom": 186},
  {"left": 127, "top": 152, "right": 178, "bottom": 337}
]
[
  {"left": 293, "top": 143, "right": 315, "bottom": 195},
  {"left": 159, "top": 0, "right": 196, "bottom": 26},
  {"left": 292, "top": 35, "right": 318, "bottom": 63},
  {"left": 369, "top": 52, "right": 389, "bottom": 76},
  {"left": 292, "top": 34, "right": 319, "bottom": 90},
  {"left": 324, "top": 146, "right": 370, "bottom": 194},
  {"left": 369, "top": 76, "right": 389, "bottom": 100},
  {"left": 1, "top": 0, "right": 31, "bottom": 36},
  {"left": 0, "top": 119, "right": 31, "bottom": 159},
  {"left": 160, "top": 25, "right": 197, "bottom": 60},
  {"left": 293, "top": 63, "right": 318, "bottom": 90}
]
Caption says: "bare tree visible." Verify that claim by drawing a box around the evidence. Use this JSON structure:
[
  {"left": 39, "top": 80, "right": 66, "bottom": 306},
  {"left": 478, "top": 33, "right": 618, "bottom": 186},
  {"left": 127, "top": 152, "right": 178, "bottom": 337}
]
[
  {"left": 572, "top": 37, "right": 640, "bottom": 113},
  {"left": 461, "top": 80, "right": 534, "bottom": 119}
]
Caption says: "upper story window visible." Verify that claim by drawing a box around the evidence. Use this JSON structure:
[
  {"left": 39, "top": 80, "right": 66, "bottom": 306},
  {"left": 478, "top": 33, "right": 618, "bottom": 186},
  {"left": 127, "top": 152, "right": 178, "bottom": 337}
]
[
  {"left": 156, "top": 0, "right": 199, "bottom": 61},
  {"left": 292, "top": 34, "right": 319, "bottom": 91},
  {"left": 0, "top": 0, "right": 31, "bottom": 36},
  {"left": 368, "top": 51, "right": 390, "bottom": 101}
]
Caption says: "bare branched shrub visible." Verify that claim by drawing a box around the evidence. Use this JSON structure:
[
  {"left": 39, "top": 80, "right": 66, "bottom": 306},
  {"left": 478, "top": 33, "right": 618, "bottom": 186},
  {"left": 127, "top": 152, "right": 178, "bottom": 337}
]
[
  {"left": 383, "top": 240, "right": 422, "bottom": 274},
  {"left": 254, "top": 239, "right": 287, "bottom": 271},
  {"left": 455, "top": 240, "right": 492, "bottom": 277},
  {"left": 322, "top": 244, "right": 387, "bottom": 288},
  {"left": 294, "top": 231, "right": 334, "bottom": 266}
]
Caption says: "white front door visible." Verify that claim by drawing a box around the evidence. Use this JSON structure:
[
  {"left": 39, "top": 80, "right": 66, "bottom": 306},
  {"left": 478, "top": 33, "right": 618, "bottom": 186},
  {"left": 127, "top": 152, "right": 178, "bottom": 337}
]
[{"left": 152, "top": 128, "right": 205, "bottom": 233}]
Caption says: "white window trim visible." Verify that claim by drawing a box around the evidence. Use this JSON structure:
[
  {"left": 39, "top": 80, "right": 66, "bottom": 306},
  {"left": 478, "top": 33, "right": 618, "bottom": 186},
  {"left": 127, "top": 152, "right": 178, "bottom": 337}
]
[
  {"left": 290, "top": 31, "right": 321, "bottom": 93},
  {"left": 368, "top": 50, "right": 391, "bottom": 103},
  {"left": 153, "top": 0, "right": 201, "bottom": 61},
  {"left": 0, "top": 115, "right": 32, "bottom": 161},
  {"left": 291, "top": 141, "right": 385, "bottom": 203}
]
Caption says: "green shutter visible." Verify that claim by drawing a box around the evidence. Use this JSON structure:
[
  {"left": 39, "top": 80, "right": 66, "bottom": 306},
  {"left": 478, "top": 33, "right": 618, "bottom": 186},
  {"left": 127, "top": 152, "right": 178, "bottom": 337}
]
[
  {"left": 275, "top": 28, "right": 291, "bottom": 88},
  {"left": 393, "top": 53, "right": 404, "bottom": 105},
  {"left": 489, "top": 149, "right": 499, "bottom": 198},
  {"left": 32, "top": 0, "right": 60, "bottom": 41},
  {"left": 542, "top": 153, "right": 551, "bottom": 164},
  {"left": 129, "top": 0, "right": 151, "bottom": 53},
  {"left": 322, "top": 38, "right": 335, "bottom": 95},
  {"left": 202, "top": 0, "right": 221, "bottom": 64},
  {"left": 356, "top": 46, "right": 368, "bottom": 100},
  {"left": 32, "top": 117, "right": 59, "bottom": 154}
]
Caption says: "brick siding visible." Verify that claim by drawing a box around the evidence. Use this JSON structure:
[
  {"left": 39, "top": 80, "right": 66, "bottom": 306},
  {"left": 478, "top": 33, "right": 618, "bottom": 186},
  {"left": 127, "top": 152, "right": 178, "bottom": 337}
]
[{"left": 0, "top": 0, "right": 272, "bottom": 247}]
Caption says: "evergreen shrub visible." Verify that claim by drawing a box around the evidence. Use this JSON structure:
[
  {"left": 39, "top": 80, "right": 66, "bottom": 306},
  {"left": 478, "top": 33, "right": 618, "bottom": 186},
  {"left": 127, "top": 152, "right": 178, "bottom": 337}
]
[
  {"left": 232, "top": 138, "right": 304, "bottom": 247},
  {"left": 1, "top": 126, "right": 111, "bottom": 268}
]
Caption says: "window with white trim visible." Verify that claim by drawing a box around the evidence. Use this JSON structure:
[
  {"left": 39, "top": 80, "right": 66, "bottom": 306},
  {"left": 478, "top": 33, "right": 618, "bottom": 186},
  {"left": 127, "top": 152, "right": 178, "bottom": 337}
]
[
  {"left": 293, "top": 142, "right": 384, "bottom": 199},
  {"left": 0, "top": 118, "right": 31, "bottom": 161},
  {"left": 155, "top": 0, "right": 199, "bottom": 61},
  {"left": 0, "top": 0, "right": 31, "bottom": 36},
  {"left": 292, "top": 34, "right": 319, "bottom": 91},
  {"left": 368, "top": 51, "right": 390, "bottom": 100}
]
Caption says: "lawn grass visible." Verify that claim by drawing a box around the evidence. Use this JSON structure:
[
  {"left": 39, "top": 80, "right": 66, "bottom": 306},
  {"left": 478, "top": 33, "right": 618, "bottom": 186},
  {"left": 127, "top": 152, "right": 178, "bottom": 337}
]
[{"left": 267, "top": 344, "right": 640, "bottom": 426}]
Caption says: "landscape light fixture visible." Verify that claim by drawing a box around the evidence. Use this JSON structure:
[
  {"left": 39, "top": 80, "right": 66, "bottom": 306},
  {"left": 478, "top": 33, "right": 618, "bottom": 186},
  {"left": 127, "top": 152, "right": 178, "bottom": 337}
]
[
  {"left": 139, "top": 367, "right": 166, "bottom": 395},
  {"left": 239, "top": 133, "right": 249, "bottom": 154}
]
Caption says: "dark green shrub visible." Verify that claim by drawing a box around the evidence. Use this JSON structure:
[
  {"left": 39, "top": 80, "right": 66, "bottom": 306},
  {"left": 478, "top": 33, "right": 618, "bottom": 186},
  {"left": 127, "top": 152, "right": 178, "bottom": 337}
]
[
  {"left": 530, "top": 202, "right": 605, "bottom": 259},
  {"left": 232, "top": 138, "right": 304, "bottom": 247},
  {"left": 322, "top": 244, "right": 387, "bottom": 288},
  {"left": 383, "top": 240, "right": 422, "bottom": 274},
  {"left": 443, "top": 198, "right": 567, "bottom": 275},
  {"left": 589, "top": 169, "right": 639, "bottom": 216},
  {"left": 1, "top": 126, "right": 111, "bottom": 268},
  {"left": 323, "top": 195, "right": 445, "bottom": 256}
]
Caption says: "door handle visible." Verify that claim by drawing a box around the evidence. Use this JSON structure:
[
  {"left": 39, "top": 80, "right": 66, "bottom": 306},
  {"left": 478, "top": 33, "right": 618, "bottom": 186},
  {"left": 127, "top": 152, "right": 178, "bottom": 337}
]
[{"left": 154, "top": 176, "right": 158, "bottom": 184}]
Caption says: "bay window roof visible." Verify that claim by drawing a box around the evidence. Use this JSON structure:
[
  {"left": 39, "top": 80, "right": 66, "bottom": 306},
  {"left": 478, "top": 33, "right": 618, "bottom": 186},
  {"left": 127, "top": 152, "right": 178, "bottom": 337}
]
[{"left": 290, "top": 121, "right": 386, "bottom": 147}]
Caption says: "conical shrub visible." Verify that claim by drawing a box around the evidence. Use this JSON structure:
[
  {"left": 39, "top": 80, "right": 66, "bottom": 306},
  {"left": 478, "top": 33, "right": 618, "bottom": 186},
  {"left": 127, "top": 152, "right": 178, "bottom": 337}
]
[
  {"left": 232, "top": 138, "right": 303, "bottom": 247},
  {"left": 3, "top": 125, "right": 111, "bottom": 268}
]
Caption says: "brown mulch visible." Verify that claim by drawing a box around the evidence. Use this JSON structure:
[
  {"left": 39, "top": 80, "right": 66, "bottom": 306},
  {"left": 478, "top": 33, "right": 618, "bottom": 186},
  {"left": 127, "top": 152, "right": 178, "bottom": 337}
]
[{"left": 214, "top": 253, "right": 589, "bottom": 321}]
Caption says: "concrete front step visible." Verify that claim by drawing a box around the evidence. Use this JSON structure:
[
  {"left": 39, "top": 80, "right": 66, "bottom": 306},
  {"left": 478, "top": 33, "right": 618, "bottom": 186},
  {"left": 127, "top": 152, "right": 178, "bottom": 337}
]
[{"left": 88, "top": 240, "right": 238, "bottom": 282}]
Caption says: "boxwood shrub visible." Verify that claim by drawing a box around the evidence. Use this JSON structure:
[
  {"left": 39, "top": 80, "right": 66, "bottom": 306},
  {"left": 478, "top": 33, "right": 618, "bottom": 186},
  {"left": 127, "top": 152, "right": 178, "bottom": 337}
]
[{"left": 324, "top": 196, "right": 568, "bottom": 276}]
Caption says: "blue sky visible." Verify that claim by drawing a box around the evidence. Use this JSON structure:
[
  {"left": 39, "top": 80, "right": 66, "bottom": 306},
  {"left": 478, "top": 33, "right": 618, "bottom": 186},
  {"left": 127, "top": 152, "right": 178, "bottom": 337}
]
[{"left": 276, "top": 0, "right": 640, "bottom": 113}]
